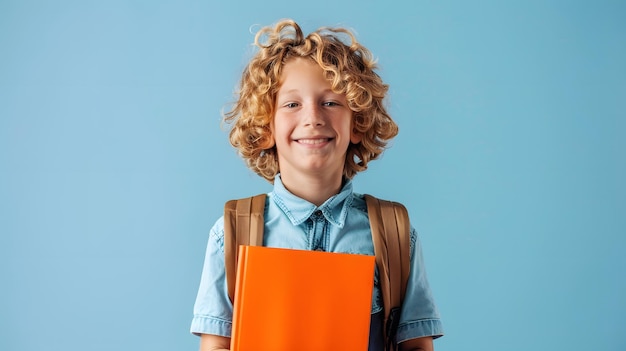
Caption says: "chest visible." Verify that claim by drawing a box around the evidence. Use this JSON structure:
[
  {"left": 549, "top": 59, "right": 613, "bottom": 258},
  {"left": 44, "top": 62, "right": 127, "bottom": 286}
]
[{"left": 263, "top": 207, "right": 375, "bottom": 256}]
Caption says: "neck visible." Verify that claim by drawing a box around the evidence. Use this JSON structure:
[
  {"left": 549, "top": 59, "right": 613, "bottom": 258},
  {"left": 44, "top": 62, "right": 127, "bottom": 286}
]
[{"left": 279, "top": 171, "right": 344, "bottom": 207}]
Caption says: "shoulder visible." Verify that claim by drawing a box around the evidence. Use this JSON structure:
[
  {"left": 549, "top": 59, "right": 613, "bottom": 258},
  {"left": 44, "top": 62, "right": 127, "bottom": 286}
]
[
  {"left": 213, "top": 193, "right": 270, "bottom": 247},
  {"left": 359, "top": 193, "right": 410, "bottom": 219},
  {"left": 224, "top": 193, "right": 269, "bottom": 209},
  {"left": 357, "top": 193, "right": 418, "bottom": 248},
  {"left": 349, "top": 192, "right": 368, "bottom": 213},
  {"left": 208, "top": 215, "right": 226, "bottom": 251}
]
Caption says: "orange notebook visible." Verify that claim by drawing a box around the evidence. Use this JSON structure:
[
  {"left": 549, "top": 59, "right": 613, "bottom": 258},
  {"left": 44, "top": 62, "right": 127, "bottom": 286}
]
[{"left": 231, "top": 245, "right": 375, "bottom": 351}]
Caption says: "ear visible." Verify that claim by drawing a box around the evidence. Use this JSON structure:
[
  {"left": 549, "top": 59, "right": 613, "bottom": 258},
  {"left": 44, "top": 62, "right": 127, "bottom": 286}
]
[
  {"left": 261, "top": 136, "right": 275, "bottom": 149},
  {"left": 264, "top": 123, "right": 276, "bottom": 149},
  {"left": 350, "top": 113, "right": 363, "bottom": 144},
  {"left": 350, "top": 129, "right": 362, "bottom": 144}
]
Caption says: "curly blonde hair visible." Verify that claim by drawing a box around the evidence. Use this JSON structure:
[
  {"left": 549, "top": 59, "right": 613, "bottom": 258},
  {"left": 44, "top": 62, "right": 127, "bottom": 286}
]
[{"left": 224, "top": 19, "right": 398, "bottom": 182}]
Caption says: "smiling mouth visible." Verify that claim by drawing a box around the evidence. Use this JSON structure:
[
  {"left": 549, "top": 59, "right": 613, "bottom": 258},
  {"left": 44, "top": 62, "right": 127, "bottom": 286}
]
[{"left": 296, "top": 138, "right": 332, "bottom": 145}]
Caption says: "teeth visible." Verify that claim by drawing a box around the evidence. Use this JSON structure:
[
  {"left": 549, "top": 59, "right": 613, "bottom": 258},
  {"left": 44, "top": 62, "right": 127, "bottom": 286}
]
[{"left": 298, "top": 138, "right": 328, "bottom": 145}]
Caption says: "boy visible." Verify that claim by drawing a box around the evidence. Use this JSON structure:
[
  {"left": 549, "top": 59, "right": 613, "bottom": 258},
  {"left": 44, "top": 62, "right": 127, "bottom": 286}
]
[{"left": 191, "top": 19, "right": 443, "bottom": 351}]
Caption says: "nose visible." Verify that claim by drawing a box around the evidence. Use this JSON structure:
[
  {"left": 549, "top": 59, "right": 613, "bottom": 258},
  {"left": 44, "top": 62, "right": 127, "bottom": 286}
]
[{"left": 302, "top": 104, "right": 325, "bottom": 126}]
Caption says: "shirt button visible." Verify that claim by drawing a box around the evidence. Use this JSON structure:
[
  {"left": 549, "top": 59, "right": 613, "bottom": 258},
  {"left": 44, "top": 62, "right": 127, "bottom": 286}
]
[{"left": 314, "top": 210, "right": 323, "bottom": 217}]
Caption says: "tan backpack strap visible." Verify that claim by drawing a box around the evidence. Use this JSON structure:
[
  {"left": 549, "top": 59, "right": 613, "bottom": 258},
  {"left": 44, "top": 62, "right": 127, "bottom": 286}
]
[
  {"left": 224, "top": 194, "right": 267, "bottom": 303},
  {"left": 364, "top": 194, "right": 410, "bottom": 351}
]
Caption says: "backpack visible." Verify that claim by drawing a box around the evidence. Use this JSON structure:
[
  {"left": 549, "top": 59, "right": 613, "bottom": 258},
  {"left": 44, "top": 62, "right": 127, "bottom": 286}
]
[{"left": 223, "top": 193, "right": 410, "bottom": 351}]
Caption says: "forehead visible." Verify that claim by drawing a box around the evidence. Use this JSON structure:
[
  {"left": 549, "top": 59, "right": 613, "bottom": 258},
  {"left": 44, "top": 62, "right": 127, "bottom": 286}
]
[{"left": 278, "top": 57, "right": 330, "bottom": 89}]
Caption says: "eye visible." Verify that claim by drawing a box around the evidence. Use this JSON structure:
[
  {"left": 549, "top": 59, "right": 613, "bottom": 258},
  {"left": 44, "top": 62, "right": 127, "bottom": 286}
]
[
  {"left": 284, "top": 102, "right": 299, "bottom": 108},
  {"left": 322, "top": 101, "right": 341, "bottom": 107}
]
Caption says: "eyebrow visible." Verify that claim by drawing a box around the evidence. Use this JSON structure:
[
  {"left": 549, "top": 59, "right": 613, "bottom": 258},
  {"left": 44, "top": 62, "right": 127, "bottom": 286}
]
[{"left": 278, "top": 88, "right": 338, "bottom": 95}]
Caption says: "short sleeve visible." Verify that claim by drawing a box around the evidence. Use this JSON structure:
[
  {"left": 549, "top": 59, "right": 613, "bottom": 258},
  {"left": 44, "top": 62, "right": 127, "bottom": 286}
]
[
  {"left": 396, "top": 227, "right": 444, "bottom": 343},
  {"left": 190, "top": 217, "right": 234, "bottom": 337}
]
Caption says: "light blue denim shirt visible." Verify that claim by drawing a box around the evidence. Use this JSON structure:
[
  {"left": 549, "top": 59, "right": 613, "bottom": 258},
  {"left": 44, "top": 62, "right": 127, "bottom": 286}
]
[{"left": 191, "top": 175, "right": 443, "bottom": 349}]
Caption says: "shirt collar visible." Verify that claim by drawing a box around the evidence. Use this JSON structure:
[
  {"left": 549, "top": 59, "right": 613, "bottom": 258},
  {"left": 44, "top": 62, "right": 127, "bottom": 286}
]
[{"left": 271, "top": 174, "right": 353, "bottom": 228}]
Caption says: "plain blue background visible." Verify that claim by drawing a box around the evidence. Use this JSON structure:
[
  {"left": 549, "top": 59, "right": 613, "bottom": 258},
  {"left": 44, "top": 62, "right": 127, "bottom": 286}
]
[{"left": 1, "top": 1, "right": 624, "bottom": 350}]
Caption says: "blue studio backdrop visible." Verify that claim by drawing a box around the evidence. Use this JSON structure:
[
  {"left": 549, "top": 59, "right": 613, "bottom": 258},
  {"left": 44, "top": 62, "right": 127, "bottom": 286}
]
[{"left": 1, "top": 1, "right": 624, "bottom": 350}]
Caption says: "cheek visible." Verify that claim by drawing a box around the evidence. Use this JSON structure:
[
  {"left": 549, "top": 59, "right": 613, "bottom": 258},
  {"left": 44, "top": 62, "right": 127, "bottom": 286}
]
[
  {"left": 272, "top": 115, "right": 294, "bottom": 137},
  {"left": 270, "top": 121, "right": 288, "bottom": 147},
  {"left": 341, "top": 120, "right": 357, "bottom": 143}
]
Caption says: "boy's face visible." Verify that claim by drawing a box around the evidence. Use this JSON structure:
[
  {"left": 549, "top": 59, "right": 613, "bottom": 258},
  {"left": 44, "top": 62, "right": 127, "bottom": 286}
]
[{"left": 271, "top": 57, "right": 361, "bottom": 180}]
